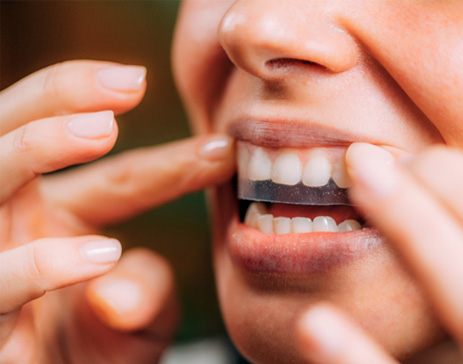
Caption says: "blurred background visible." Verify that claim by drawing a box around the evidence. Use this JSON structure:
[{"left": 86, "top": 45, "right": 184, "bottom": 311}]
[{"left": 1, "top": 1, "right": 245, "bottom": 363}]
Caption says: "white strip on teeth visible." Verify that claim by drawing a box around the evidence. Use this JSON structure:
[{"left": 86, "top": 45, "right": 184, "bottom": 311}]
[
  {"left": 244, "top": 202, "right": 362, "bottom": 235},
  {"left": 238, "top": 142, "right": 351, "bottom": 188}
]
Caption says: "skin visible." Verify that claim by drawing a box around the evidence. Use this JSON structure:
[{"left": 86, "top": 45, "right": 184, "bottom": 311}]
[
  {"left": 0, "top": 61, "right": 234, "bottom": 362},
  {"left": 2, "top": 1, "right": 463, "bottom": 363},
  {"left": 173, "top": 0, "right": 463, "bottom": 363}
]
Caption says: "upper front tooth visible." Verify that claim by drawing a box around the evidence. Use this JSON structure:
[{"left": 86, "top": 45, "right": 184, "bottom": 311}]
[
  {"left": 313, "top": 216, "right": 337, "bottom": 232},
  {"left": 332, "top": 159, "right": 350, "bottom": 188},
  {"left": 338, "top": 219, "right": 361, "bottom": 232},
  {"left": 248, "top": 147, "right": 272, "bottom": 181},
  {"left": 291, "top": 217, "right": 313, "bottom": 233},
  {"left": 271, "top": 152, "right": 302, "bottom": 185},
  {"left": 244, "top": 202, "right": 267, "bottom": 228},
  {"left": 257, "top": 214, "right": 274, "bottom": 234},
  {"left": 274, "top": 217, "right": 292, "bottom": 235},
  {"left": 302, "top": 149, "right": 332, "bottom": 187}
]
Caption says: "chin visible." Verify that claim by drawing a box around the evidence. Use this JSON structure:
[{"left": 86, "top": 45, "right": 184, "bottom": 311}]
[{"left": 208, "top": 131, "right": 443, "bottom": 363}]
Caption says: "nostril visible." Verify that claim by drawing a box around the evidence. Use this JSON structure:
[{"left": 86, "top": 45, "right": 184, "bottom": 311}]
[{"left": 266, "top": 58, "right": 328, "bottom": 73}]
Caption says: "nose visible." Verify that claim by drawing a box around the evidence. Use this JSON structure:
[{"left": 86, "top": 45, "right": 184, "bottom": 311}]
[{"left": 218, "top": 0, "right": 360, "bottom": 81}]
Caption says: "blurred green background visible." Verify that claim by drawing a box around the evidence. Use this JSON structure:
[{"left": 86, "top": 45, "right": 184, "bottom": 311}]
[{"left": 0, "top": 0, "right": 226, "bottom": 343}]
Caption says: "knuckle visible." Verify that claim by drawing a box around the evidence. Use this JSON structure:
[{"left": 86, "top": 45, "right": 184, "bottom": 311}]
[
  {"left": 26, "top": 241, "right": 48, "bottom": 296},
  {"left": 41, "top": 61, "right": 81, "bottom": 112},
  {"left": 103, "top": 151, "right": 153, "bottom": 198},
  {"left": 11, "top": 124, "right": 33, "bottom": 156},
  {"left": 42, "top": 62, "right": 64, "bottom": 105}
]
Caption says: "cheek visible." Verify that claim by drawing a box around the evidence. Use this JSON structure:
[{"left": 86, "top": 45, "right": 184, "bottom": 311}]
[{"left": 214, "top": 241, "right": 443, "bottom": 362}]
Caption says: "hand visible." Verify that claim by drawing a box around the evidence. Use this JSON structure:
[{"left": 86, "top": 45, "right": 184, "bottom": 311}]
[
  {"left": 0, "top": 60, "right": 234, "bottom": 363},
  {"left": 293, "top": 143, "right": 463, "bottom": 364}
]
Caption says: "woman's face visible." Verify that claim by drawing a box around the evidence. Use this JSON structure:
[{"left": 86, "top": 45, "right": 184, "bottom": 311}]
[{"left": 173, "top": 1, "right": 463, "bottom": 362}]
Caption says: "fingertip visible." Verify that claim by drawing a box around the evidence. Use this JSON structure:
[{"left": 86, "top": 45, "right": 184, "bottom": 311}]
[
  {"left": 97, "top": 65, "right": 147, "bottom": 93},
  {"left": 86, "top": 249, "right": 175, "bottom": 332},
  {"left": 63, "top": 110, "right": 119, "bottom": 161},
  {"left": 86, "top": 275, "right": 146, "bottom": 331},
  {"left": 80, "top": 237, "right": 122, "bottom": 265},
  {"left": 296, "top": 304, "right": 343, "bottom": 363},
  {"left": 198, "top": 134, "right": 235, "bottom": 162}
]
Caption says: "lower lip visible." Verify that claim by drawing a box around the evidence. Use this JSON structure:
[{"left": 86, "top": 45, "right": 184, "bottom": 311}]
[{"left": 227, "top": 218, "right": 384, "bottom": 275}]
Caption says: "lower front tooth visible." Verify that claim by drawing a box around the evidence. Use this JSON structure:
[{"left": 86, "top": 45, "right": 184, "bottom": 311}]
[
  {"left": 338, "top": 219, "right": 361, "bottom": 232},
  {"left": 257, "top": 214, "right": 274, "bottom": 234},
  {"left": 244, "top": 202, "right": 267, "bottom": 228},
  {"left": 273, "top": 217, "right": 291, "bottom": 235},
  {"left": 291, "top": 217, "right": 313, "bottom": 233},
  {"left": 313, "top": 216, "right": 337, "bottom": 232}
]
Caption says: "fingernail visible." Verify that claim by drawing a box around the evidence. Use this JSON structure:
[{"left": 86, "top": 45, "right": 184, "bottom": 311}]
[
  {"left": 199, "top": 135, "right": 233, "bottom": 161},
  {"left": 93, "top": 277, "right": 142, "bottom": 315},
  {"left": 97, "top": 65, "right": 146, "bottom": 91},
  {"left": 299, "top": 307, "right": 342, "bottom": 360},
  {"left": 81, "top": 239, "right": 121, "bottom": 264},
  {"left": 346, "top": 143, "right": 399, "bottom": 197},
  {"left": 67, "top": 111, "right": 114, "bottom": 139}
]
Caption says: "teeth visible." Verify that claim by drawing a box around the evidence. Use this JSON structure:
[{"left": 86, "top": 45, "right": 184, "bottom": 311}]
[
  {"left": 257, "top": 214, "right": 274, "bottom": 234},
  {"left": 291, "top": 217, "right": 313, "bottom": 233},
  {"left": 244, "top": 202, "right": 267, "bottom": 228},
  {"left": 332, "top": 159, "right": 351, "bottom": 188},
  {"left": 248, "top": 147, "right": 272, "bottom": 181},
  {"left": 274, "top": 217, "right": 292, "bottom": 235},
  {"left": 239, "top": 143, "right": 350, "bottom": 189},
  {"left": 313, "top": 216, "right": 337, "bottom": 232},
  {"left": 302, "top": 149, "right": 332, "bottom": 187},
  {"left": 338, "top": 219, "right": 362, "bottom": 232},
  {"left": 244, "top": 202, "right": 362, "bottom": 234},
  {"left": 271, "top": 152, "right": 302, "bottom": 185}
]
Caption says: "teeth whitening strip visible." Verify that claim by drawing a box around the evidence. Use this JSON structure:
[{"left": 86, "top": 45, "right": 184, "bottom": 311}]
[
  {"left": 236, "top": 141, "right": 352, "bottom": 206},
  {"left": 238, "top": 179, "right": 350, "bottom": 205}
]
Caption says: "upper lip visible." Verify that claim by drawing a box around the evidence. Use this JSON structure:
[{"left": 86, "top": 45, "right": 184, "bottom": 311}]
[{"left": 227, "top": 118, "right": 364, "bottom": 148}]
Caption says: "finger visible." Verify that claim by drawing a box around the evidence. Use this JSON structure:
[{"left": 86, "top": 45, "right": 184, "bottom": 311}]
[
  {"left": 0, "top": 111, "right": 117, "bottom": 203},
  {"left": 409, "top": 145, "right": 463, "bottom": 220},
  {"left": 0, "top": 236, "right": 121, "bottom": 341},
  {"left": 0, "top": 60, "right": 146, "bottom": 135},
  {"left": 42, "top": 135, "right": 235, "bottom": 226},
  {"left": 85, "top": 248, "right": 178, "bottom": 336},
  {"left": 346, "top": 143, "right": 463, "bottom": 342},
  {"left": 297, "top": 304, "right": 397, "bottom": 364}
]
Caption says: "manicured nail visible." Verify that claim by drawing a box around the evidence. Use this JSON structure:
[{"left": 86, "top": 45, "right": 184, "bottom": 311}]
[
  {"left": 346, "top": 143, "right": 399, "bottom": 197},
  {"left": 97, "top": 65, "right": 146, "bottom": 91},
  {"left": 299, "top": 306, "right": 343, "bottom": 360},
  {"left": 67, "top": 111, "right": 114, "bottom": 139},
  {"left": 81, "top": 239, "right": 121, "bottom": 264},
  {"left": 199, "top": 135, "right": 233, "bottom": 161},
  {"left": 93, "top": 277, "right": 142, "bottom": 315}
]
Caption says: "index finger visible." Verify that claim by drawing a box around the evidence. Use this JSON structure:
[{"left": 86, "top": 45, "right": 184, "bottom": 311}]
[
  {"left": 347, "top": 143, "right": 463, "bottom": 342},
  {"left": 41, "top": 135, "right": 235, "bottom": 226}
]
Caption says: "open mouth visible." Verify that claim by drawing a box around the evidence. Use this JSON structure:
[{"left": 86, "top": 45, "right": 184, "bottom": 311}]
[
  {"left": 223, "top": 132, "right": 383, "bottom": 276},
  {"left": 236, "top": 141, "right": 365, "bottom": 234}
]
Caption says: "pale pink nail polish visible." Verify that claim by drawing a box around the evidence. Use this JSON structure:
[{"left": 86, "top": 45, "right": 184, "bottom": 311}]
[
  {"left": 67, "top": 111, "right": 114, "bottom": 139},
  {"left": 97, "top": 65, "right": 146, "bottom": 91},
  {"left": 81, "top": 239, "right": 121, "bottom": 264},
  {"left": 94, "top": 278, "right": 142, "bottom": 315},
  {"left": 199, "top": 136, "right": 233, "bottom": 161}
]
